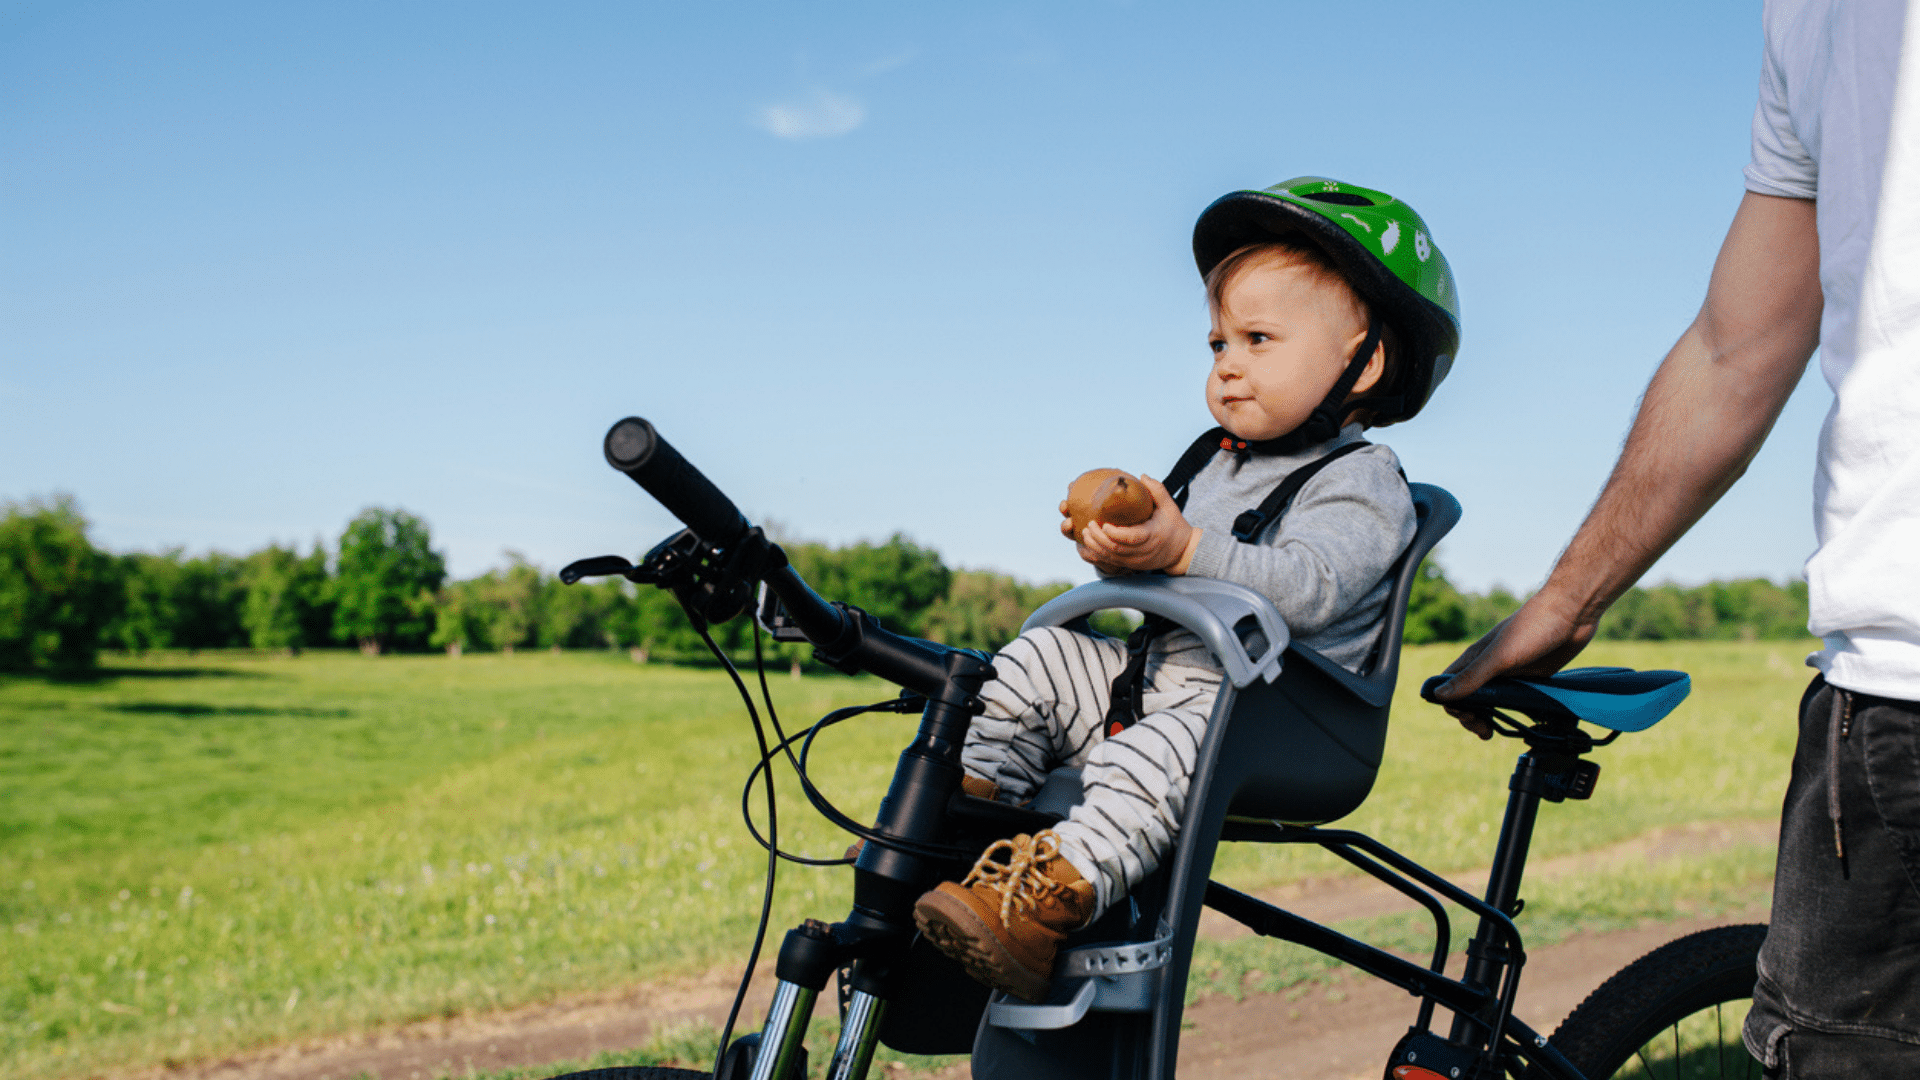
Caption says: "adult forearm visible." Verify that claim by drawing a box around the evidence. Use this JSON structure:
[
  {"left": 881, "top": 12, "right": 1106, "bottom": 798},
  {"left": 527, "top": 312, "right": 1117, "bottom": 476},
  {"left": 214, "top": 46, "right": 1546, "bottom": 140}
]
[
  {"left": 1435, "top": 193, "right": 1820, "bottom": 712},
  {"left": 1541, "top": 193, "right": 1821, "bottom": 628},
  {"left": 1545, "top": 330, "right": 1799, "bottom": 621}
]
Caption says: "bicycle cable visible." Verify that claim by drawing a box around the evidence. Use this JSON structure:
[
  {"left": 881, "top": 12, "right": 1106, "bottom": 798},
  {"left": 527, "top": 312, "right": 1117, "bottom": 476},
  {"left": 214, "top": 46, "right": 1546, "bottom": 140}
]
[
  {"left": 739, "top": 625, "right": 977, "bottom": 862},
  {"left": 745, "top": 628, "right": 849, "bottom": 865},
  {"left": 698, "top": 614, "right": 781, "bottom": 1080}
]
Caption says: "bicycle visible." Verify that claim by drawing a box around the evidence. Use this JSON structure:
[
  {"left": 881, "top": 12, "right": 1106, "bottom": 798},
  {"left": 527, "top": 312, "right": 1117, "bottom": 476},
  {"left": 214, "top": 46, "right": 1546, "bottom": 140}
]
[{"left": 551, "top": 416, "right": 1768, "bottom": 1080}]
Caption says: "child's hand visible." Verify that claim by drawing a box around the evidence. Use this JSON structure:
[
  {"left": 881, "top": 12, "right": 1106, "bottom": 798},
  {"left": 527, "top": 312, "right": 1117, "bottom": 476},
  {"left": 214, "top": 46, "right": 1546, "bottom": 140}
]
[
  {"left": 1075, "top": 476, "right": 1201, "bottom": 574},
  {"left": 1060, "top": 501, "right": 1123, "bottom": 574}
]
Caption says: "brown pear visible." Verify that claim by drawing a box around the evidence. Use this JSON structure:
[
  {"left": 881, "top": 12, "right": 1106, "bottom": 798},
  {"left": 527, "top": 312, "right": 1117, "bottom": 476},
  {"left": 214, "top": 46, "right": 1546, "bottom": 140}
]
[{"left": 1064, "top": 469, "right": 1156, "bottom": 540}]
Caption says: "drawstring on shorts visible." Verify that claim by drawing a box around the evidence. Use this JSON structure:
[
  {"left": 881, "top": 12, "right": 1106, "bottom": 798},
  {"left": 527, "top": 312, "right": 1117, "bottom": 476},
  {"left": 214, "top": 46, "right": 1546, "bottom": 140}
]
[{"left": 1829, "top": 685, "right": 1854, "bottom": 859}]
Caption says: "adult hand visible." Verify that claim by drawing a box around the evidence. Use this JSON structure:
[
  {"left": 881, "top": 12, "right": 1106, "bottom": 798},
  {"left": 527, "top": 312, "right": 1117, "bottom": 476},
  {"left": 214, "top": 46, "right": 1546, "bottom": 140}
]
[
  {"left": 1430, "top": 591, "right": 1597, "bottom": 739},
  {"left": 1076, "top": 476, "right": 1200, "bottom": 574}
]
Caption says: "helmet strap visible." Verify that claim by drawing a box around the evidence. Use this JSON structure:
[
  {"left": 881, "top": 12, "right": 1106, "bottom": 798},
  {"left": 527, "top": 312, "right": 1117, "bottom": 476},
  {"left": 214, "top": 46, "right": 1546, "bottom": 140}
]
[{"left": 1233, "top": 315, "right": 1383, "bottom": 457}]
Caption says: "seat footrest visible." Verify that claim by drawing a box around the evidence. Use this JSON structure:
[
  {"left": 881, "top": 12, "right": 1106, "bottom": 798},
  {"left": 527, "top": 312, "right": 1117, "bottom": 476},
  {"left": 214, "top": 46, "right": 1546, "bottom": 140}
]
[{"left": 984, "top": 937, "right": 1173, "bottom": 1030}]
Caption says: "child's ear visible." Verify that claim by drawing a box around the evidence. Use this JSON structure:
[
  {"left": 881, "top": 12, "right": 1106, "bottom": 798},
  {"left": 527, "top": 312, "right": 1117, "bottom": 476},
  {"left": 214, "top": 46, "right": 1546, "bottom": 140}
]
[{"left": 1350, "top": 337, "right": 1388, "bottom": 396}]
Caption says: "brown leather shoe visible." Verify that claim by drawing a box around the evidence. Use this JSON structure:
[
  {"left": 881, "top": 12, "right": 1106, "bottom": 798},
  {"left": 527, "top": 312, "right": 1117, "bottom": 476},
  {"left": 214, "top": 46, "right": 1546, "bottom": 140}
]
[
  {"left": 912, "top": 830, "right": 1096, "bottom": 1003},
  {"left": 960, "top": 774, "right": 1000, "bottom": 802},
  {"left": 844, "top": 775, "right": 999, "bottom": 860}
]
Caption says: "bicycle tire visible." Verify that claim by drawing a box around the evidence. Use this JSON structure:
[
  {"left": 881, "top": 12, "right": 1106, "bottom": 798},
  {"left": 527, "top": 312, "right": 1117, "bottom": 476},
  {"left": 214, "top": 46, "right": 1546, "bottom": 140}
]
[{"left": 1546, "top": 923, "right": 1767, "bottom": 1079}]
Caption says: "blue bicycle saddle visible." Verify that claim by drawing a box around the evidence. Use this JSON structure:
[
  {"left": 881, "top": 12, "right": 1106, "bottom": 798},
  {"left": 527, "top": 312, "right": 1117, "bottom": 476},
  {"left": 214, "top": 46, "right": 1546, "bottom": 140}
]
[{"left": 1419, "top": 667, "right": 1691, "bottom": 732}]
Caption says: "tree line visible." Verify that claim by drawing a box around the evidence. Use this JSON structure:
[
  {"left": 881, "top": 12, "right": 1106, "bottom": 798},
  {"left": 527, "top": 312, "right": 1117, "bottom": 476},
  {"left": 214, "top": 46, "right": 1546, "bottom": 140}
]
[
  {"left": 2, "top": 495, "right": 1815, "bottom": 675},
  {"left": 0, "top": 497, "right": 1105, "bottom": 673},
  {"left": 1401, "top": 559, "right": 1813, "bottom": 645}
]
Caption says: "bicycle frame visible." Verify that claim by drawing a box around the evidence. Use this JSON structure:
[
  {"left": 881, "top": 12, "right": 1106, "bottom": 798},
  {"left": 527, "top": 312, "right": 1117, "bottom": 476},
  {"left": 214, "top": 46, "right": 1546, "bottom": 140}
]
[
  {"left": 728, "top": 641, "right": 1601, "bottom": 1080},
  {"left": 586, "top": 416, "right": 1613, "bottom": 1080},
  {"left": 736, "top": 585, "right": 1603, "bottom": 1080}
]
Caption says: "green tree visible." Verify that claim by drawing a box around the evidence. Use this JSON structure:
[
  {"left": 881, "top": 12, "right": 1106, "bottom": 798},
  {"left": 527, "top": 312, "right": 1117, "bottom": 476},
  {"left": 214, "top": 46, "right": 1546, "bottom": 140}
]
[
  {"left": 921, "top": 570, "right": 1086, "bottom": 652},
  {"left": 1593, "top": 577, "right": 1809, "bottom": 642},
  {"left": 1463, "top": 585, "right": 1523, "bottom": 639},
  {"left": 1601, "top": 584, "right": 1712, "bottom": 641},
  {"left": 480, "top": 554, "right": 544, "bottom": 652},
  {"left": 787, "top": 533, "right": 951, "bottom": 637},
  {"left": 430, "top": 576, "right": 490, "bottom": 655},
  {"left": 430, "top": 553, "right": 567, "bottom": 655},
  {"left": 332, "top": 508, "right": 445, "bottom": 654},
  {"left": 1401, "top": 557, "right": 1469, "bottom": 645},
  {"left": 540, "top": 576, "right": 634, "bottom": 649},
  {"left": 0, "top": 495, "right": 122, "bottom": 673},
  {"left": 242, "top": 543, "right": 330, "bottom": 651},
  {"left": 1704, "top": 577, "right": 1809, "bottom": 640},
  {"left": 628, "top": 581, "right": 704, "bottom": 661},
  {"left": 172, "top": 552, "right": 248, "bottom": 649},
  {"left": 109, "top": 549, "right": 184, "bottom": 653}
]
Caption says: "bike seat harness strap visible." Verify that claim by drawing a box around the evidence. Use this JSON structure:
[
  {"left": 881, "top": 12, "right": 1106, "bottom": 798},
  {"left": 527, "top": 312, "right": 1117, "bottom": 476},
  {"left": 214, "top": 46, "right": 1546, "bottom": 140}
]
[{"left": 1102, "top": 437, "right": 1371, "bottom": 736}]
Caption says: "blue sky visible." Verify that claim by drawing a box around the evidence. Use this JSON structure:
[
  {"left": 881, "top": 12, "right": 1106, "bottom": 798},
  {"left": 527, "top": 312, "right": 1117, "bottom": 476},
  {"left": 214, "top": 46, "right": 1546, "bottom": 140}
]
[{"left": 2, "top": 1, "right": 1827, "bottom": 595}]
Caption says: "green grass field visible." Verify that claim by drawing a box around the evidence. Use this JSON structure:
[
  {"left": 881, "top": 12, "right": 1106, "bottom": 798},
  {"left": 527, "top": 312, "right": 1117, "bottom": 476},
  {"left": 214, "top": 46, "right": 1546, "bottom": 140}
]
[{"left": 1, "top": 641, "right": 1812, "bottom": 1079}]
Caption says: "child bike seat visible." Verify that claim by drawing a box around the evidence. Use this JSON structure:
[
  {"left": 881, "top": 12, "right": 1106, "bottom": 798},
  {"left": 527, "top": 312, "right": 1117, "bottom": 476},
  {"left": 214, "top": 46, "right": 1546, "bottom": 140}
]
[{"left": 1418, "top": 667, "right": 1690, "bottom": 732}]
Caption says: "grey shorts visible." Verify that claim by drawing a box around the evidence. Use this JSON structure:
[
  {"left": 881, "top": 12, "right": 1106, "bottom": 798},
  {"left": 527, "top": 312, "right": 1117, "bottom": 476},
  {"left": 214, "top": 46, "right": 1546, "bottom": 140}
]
[{"left": 1745, "top": 676, "right": 1920, "bottom": 1077}]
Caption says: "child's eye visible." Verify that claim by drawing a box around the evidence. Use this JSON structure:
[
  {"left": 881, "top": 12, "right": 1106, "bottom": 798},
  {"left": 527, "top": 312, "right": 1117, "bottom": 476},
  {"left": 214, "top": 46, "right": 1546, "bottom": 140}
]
[
  {"left": 1208, "top": 338, "right": 1225, "bottom": 354},
  {"left": 1248, "top": 331, "right": 1270, "bottom": 345}
]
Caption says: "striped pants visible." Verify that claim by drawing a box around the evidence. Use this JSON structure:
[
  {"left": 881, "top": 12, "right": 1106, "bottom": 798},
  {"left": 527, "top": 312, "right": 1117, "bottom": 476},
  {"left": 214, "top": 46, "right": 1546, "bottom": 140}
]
[{"left": 961, "top": 625, "right": 1224, "bottom": 916}]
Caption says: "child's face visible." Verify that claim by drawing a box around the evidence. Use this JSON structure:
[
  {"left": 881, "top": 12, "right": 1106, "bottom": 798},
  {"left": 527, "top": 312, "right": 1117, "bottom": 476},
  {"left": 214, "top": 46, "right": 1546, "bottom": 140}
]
[{"left": 1206, "top": 253, "right": 1382, "bottom": 442}]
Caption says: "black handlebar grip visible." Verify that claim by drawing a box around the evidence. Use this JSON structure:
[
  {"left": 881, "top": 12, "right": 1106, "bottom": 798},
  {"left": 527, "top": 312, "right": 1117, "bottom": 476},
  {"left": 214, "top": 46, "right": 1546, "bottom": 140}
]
[{"left": 603, "top": 417, "right": 751, "bottom": 548}]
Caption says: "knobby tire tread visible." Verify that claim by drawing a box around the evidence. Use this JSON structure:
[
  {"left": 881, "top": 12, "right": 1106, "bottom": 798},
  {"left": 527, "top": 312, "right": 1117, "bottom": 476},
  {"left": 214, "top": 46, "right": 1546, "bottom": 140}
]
[{"left": 1546, "top": 923, "right": 1766, "bottom": 1079}]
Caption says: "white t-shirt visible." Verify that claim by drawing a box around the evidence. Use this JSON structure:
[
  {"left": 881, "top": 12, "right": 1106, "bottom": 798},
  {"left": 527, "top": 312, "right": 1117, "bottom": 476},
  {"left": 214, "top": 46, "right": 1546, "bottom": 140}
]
[{"left": 1745, "top": 0, "right": 1920, "bottom": 699}]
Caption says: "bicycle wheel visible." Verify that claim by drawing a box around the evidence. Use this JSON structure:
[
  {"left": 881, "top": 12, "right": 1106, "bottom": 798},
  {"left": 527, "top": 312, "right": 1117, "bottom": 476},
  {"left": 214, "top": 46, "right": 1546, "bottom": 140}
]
[{"left": 1547, "top": 923, "right": 1767, "bottom": 1079}]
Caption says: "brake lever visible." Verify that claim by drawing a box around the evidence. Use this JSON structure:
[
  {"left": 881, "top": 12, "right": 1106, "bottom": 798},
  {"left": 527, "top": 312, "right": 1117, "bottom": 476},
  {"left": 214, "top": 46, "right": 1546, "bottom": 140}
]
[
  {"left": 559, "top": 531, "right": 702, "bottom": 588},
  {"left": 559, "top": 555, "right": 638, "bottom": 584}
]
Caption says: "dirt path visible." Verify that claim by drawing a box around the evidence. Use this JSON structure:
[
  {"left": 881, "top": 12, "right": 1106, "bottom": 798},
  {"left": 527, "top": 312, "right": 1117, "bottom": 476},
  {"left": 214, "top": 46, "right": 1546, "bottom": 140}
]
[{"left": 142, "top": 820, "right": 1776, "bottom": 1080}]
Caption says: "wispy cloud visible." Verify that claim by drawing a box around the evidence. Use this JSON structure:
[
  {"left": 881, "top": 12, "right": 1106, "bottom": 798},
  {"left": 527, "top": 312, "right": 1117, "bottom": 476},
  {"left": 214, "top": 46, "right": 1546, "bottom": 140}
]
[
  {"left": 859, "top": 49, "right": 917, "bottom": 77},
  {"left": 751, "top": 87, "right": 866, "bottom": 141}
]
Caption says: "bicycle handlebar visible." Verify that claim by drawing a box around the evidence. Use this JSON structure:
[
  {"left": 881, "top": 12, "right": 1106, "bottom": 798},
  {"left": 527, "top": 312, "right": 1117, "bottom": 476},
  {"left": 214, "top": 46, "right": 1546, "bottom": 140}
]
[
  {"left": 603, "top": 417, "right": 956, "bottom": 694},
  {"left": 604, "top": 417, "right": 752, "bottom": 550}
]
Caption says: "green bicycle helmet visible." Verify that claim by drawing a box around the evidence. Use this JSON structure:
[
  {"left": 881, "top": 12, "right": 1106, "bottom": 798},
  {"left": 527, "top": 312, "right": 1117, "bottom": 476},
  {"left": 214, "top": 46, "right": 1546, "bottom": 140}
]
[{"left": 1193, "top": 176, "right": 1460, "bottom": 427}]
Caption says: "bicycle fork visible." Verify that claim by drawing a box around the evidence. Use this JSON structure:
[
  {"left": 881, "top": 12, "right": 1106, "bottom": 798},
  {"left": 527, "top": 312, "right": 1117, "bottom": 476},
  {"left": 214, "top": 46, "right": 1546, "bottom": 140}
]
[
  {"left": 745, "top": 983, "right": 887, "bottom": 1080},
  {"left": 747, "top": 925, "right": 892, "bottom": 1080}
]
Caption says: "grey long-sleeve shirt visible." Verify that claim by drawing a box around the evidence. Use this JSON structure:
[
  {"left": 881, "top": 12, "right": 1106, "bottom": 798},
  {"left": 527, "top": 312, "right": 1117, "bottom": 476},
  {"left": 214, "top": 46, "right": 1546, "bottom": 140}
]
[{"left": 1176, "top": 424, "right": 1417, "bottom": 671}]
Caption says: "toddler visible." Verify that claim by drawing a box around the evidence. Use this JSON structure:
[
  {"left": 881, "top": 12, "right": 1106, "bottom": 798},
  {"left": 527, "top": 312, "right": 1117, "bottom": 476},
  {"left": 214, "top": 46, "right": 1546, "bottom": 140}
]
[{"left": 912, "top": 176, "right": 1462, "bottom": 1002}]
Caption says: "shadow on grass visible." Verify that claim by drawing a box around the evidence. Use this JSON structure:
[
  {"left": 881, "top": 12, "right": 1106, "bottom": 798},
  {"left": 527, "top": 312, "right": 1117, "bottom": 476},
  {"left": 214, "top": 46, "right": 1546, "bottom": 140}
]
[
  {"left": 4, "top": 666, "right": 281, "bottom": 685},
  {"left": 101, "top": 665, "right": 278, "bottom": 680},
  {"left": 108, "top": 702, "right": 353, "bottom": 718}
]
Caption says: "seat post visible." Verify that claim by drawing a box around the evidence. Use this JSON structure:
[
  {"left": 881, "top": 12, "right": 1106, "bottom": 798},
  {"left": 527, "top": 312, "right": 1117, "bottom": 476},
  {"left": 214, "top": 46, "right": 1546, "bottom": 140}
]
[{"left": 1448, "top": 750, "right": 1552, "bottom": 1044}]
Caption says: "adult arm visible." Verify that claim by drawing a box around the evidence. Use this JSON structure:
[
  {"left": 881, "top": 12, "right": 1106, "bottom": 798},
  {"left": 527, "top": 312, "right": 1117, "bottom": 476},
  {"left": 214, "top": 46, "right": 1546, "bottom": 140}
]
[{"left": 1433, "top": 192, "right": 1822, "bottom": 726}]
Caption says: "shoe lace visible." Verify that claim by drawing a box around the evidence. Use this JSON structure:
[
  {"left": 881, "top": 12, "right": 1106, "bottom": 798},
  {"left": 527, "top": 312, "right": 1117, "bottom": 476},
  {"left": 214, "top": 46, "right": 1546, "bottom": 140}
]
[{"left": 962, "top": 832, "right": 1072, "bottom": 927}]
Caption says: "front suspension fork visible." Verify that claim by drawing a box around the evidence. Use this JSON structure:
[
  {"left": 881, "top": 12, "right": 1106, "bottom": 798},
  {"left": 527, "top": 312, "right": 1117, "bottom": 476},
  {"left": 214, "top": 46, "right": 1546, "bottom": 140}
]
[
  {"left": 745, "top": 981, "right": 888, "bottom": 1080},
  {"left": 746, "top": 980, "right": 817, "bottom": 1080},
  {"left": 748, "top": 928, "right": 893, "bottom": 1080},
  {"left": 825, "top": 989, "right": 887, "bottom": 1080}
]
